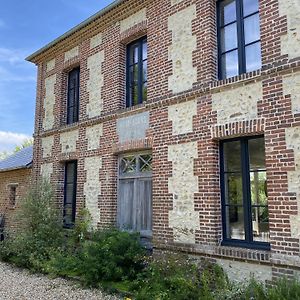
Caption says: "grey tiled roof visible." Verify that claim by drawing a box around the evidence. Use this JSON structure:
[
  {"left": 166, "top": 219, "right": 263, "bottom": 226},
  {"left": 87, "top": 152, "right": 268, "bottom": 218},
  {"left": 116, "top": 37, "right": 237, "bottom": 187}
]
[{"left": 0, "top": 146, "right": 33, "bottom": 172}]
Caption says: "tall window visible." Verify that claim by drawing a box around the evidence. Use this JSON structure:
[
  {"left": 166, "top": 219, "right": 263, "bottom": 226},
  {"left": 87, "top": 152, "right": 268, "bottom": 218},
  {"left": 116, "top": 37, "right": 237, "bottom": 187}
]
[
  {"left": 220, "top": 137, "right": 270, "bottom": 250},
  {"left": 67, "top": 68, "right": 80, "bottom": 124},
  {"left": 217, "top": 0, "right": 261, "bottom": 79},
  {"left": 126, "top": 37, "right": 147, "bottom": 107},
  {"left": 64, "top": 161, "right": 77, "bottom": 228},
  {"left": 9, "top": 185, "right": 17, "bottom": 207}
]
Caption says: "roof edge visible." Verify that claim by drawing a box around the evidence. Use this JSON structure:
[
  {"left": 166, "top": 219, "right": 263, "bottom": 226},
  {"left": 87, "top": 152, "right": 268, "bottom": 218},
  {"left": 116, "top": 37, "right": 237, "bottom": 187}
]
[
  {"left": 0, "top": 164, "right": 32, "bottom": 173},
  {"left": 26, "top": 0, "right": 124, "bottom": 63}
]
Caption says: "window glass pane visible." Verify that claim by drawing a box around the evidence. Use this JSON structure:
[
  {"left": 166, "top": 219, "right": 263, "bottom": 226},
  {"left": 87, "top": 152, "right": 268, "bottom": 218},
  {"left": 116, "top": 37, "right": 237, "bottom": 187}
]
[
  {"left": 226, "top": 206, "right": 245, "bottom": 239},
  {"left": 252, "top": 206, "right": 269, "bottom": 242},
  {"left": 248, "top": 137, "right": 265, "bottom": 170},
  {"left": 221, "top": 50, "right": 239, "bottom": 78},
  {"left": 243, "top": 0, "right": 259, "bottom": 17},
  {"left": 225, "top": 173, "right": 243, "bottom": 205},
  {"left": 120, "top": 156, "right": 137, "bottom": 174},
  {"left": 223, "top": 141, "right": 241, "bottom": 172},
  {"left": 244, "top": 14, "right": 260, "bottom": 45},
  {"left": 142, "top": 82, "right": 147, "bottom": 102},
  {"left": 143, "top": 61, "right": 147, "bottom": 82},
  {"left": 220, "top": 0, "right": 236, "bottom": 25},
  {"left": 139, "top": 154, "right": 152, "bottom": 172},
  {"left": 129, "top": 45, "right": 139, "bottom": 65},
  {"left": 129, "top": 86, "right": 139, "bottom": 106},
  {"left": 143, "top": 42, "right": 147, "bottom": 60},
  {"left": 245, "top": 42, "right": 262, "bottom": 72},
  {"left": 221, "top": 23, "right": 238, "bottom": 52},
  {"left": 65, "top": 184, "right": 74, "bottom": 204},
  {"left": 250, "top": 171, "right": 267, "bottom": 205}
]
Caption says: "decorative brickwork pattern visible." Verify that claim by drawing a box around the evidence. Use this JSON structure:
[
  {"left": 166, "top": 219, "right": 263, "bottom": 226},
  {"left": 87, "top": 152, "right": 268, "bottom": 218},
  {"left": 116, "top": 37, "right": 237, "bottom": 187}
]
[{"left": 43, "top": 75, "right": 56, "bottom": 131}]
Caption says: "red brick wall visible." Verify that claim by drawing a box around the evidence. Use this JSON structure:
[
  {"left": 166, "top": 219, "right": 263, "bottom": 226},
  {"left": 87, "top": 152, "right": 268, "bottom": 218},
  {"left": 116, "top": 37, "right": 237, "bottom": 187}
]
[{"left": 30, "top": 0, "right": 300, "bottom": 281}]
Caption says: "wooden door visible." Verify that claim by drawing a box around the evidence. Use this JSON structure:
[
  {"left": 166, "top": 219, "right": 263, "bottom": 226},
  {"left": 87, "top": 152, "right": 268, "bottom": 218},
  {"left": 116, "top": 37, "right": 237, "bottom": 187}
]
[{"left": 118, "top": 153, "right": 152, "bottom": 238}]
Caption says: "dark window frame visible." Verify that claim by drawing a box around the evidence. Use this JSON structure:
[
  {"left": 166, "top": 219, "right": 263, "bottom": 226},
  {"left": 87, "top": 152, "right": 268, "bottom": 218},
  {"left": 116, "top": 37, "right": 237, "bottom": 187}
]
[
  {"left": 220, "top": 136, "right": 270, "bottom": 250},
  {"left": 126, "top": 36, "right": 147, "bottom": 107},
  {"left": 67, "top": 67, "right": 80, "bottom": 124},
  {"left": 63, "top": 161, "right": 77, "bottom": 228},
  {"left": 217, "top": 0, "right": 261, "bottom": 80}
]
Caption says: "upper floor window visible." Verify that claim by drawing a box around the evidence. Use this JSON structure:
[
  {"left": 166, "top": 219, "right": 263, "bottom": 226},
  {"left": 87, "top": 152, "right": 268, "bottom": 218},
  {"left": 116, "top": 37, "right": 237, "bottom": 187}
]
[
  {"left": 126, "top": 37, "right": 147, "bottom": 107},
  {"left": 220, "top": 136, "right": 270, "bottom": 250},
  {"left": 217, "top": 0, "right": 261, "bottom": 79},
  {"left": 67, "top": 67, "right": 80, "bottom": 124}
]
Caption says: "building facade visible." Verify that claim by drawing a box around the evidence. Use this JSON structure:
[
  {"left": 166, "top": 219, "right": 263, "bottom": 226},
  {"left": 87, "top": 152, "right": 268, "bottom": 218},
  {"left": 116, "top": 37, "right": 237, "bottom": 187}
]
[
  {"left": 0, "top": 146, "right": 33, "bottom": 236},
  {"left": 27, "top": 0, "right": 300, "bottom": 282}
]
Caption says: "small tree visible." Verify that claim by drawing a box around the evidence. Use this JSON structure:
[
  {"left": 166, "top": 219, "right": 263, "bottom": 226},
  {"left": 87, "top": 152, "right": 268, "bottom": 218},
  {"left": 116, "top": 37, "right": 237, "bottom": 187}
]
[{"left": 0, "top": 180, "right": 64, "bottom": 270}]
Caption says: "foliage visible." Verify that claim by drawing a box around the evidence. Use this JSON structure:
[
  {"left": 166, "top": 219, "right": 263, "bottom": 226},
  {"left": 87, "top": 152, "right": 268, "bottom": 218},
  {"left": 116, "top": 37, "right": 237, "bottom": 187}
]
[
  {"left": 13, "top": 138, "right": 34, "bottom": 153},
  {"left": 0, "top": 181, "right": 63, "bottom": 271},
  {"left": 46, "top": 229, "right": 146, "bottom": 287},
  {"left": 130, "top": 253, "right": 229, "bottom": 300}
]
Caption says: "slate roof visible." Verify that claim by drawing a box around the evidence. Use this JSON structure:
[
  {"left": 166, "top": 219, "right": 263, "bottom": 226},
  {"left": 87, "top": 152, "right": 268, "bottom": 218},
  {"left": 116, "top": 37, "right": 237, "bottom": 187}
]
[{"left": 0, "top": 146, "right": 33, "bottom": 172}]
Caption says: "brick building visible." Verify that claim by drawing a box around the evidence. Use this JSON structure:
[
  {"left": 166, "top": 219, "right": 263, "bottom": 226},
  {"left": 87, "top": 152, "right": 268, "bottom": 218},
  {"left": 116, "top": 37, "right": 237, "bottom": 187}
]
[
  {"left": 26, "top": 0, "right": 300, "bottom": 282},
  {"left": 0, "top": 146, "right": 33, "bottom": 236}
]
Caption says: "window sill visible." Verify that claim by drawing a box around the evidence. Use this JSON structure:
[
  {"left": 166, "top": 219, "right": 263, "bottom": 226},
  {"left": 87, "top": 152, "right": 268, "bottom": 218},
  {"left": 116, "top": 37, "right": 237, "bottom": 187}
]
[{"left": 221, "top": 240, "right": 270, "bottom": 251}]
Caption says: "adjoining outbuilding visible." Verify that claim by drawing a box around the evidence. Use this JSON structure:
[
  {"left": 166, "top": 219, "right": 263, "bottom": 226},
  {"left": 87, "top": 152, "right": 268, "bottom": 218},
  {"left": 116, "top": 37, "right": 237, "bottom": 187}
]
[{"left": 0, "top": 146, "right": 33, "bottom": 238}]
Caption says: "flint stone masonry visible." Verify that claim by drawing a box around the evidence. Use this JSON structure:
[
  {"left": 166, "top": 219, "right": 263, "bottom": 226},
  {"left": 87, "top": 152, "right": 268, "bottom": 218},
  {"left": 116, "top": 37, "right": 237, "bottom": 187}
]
[
  {"left": 86, "top": 51, "right": 105, "bottom": 118},
  {"left": 168, "top": 5, "right": 197, "bottom": 94},
  {"left": 90, "top": 33, "right": 103, "bottom": 49},
  {"left": 64, "top": 46, "right": 79, "bottom": 62},
  {"left": 278, "top": 0, "right": 300, "bottom": 59},
  {"left": 168, "top": 141, "right": 199, "bottom": 244},
  {"left": 86, "top": 124, "right": 103, "bottom": 150},
  {"left": 46, "top": 59, "right": 55, "bottom": 72},
  {"left": 120, "top": 8, "right": 147, "bottom": 33},
  {"left": 212, "top": 82, "right": 262, "bottom": 125},
  {"left": 40, "top": 163, "right": 53, "bottom": 181},
  {"left": 282, "top": 72, "right": 300, "bottom": 114},
  {"left": 286, "top": 126, "right": 300, "bottom": 240},
  {"left": 216, "top": 259, "right": 272, "bottom": 283},
  {"left": 84, "top": 157, "right": 102, "bottom": 228},
  {"left": 41, "top": 136, "right": 54, "bottom": 158},
  {"left": 117, "top": 112, "right": 149, "bottom": 143},
  {"left": 168, "top": 100, "right": 197, "bottom": 135},
  {"left": 43, "top": 74, "right": 56, "bottom": 131},
  {"left": 60, "top": 130, "right": 79, "bottom": 154}
]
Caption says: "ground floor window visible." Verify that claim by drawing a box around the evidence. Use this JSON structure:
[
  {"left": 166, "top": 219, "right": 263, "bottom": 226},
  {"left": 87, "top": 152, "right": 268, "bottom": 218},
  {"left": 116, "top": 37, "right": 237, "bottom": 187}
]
[
  {"left": 220, "top": 136, "right": 270, "bottom": 250},
  {"left": 118, "top": 152, "right": 152, "bottom": 238},
  {"left": 64, "top": 161, "right": 77, "bottom": 228}
]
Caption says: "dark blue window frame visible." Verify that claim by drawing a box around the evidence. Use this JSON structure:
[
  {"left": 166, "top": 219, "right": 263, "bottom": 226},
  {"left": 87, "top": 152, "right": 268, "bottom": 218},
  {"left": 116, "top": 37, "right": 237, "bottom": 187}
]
[
  {"left": 217, "top": 0, "right": 262, "bottom": 79},
  {"left": 126, "top": 37, "right": 147, "bottom": 107},
  {"left": 220, "top": 136, "right": 270, "bottom": 250},
  {"left": 63, "top": 161, "right": 77, "bottom": 228}
]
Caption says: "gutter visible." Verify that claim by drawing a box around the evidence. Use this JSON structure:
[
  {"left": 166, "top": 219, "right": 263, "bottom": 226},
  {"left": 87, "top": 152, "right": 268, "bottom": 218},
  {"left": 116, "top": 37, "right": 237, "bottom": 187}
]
[{"left": 26, "top": 0, "right": 125, "bottom": 62}]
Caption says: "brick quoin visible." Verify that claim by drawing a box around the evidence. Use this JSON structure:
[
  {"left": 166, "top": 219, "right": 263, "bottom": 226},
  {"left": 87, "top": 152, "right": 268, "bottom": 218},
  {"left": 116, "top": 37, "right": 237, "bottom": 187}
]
[{"left": 26, "top": 0, "right": 300, "bottom": 281}]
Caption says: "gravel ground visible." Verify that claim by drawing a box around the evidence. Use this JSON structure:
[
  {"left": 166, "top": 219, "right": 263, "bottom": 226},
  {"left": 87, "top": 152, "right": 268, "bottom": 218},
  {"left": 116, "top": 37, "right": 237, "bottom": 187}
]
[{"left": 0, "top": 262, "right": 121, "bottom": 300}]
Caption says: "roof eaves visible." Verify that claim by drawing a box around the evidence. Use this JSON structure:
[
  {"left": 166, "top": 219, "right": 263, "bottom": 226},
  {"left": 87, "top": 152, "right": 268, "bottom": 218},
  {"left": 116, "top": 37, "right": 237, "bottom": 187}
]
[
  {"left": 0, "top": 164, "right": 32, "bottom": 173},
  {"left": 26, "top": 0, "right": 125, "bottom": 63}
]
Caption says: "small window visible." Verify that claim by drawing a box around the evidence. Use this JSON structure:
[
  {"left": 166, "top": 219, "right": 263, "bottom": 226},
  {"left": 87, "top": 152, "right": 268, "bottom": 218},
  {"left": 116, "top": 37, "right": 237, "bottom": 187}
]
[
  {"left": 64, "top": 161, "right": 77, "bottom": 228},
  {"left": 220, "top": 136, "right": 270, "bottom": 250},
  {"left": 9, "top": 185, "right": 17, "bottom": 207},
  {"left": 126, "top": 37, "right": 147, "bottom": 107},
  {"left": 217, "top": 0, "right": 261, "bottom": 79},
  {"left": 67, "top": 68, "right": 80, "bottom": 124}
]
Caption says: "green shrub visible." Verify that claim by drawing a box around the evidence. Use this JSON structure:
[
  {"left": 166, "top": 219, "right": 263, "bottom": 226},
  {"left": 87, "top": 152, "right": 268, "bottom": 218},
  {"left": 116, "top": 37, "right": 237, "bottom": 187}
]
[
  {"left": 267, "top": 278, "right": 300, "bottom": 300},
  {"left": 0, "top": 181, "right": 64, "bottom": 271},
  {"left": 76, "top": 229, "right": 146, "bottom": 286},
  {"left": 131, "top": 253, "right": 229, "bottom": 300}
]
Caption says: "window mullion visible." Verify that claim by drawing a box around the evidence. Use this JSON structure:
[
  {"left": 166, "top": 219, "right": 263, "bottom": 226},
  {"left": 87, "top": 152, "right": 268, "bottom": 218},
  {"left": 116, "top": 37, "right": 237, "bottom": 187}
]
[
  {"left": 236, "top": 0, "right": 246, "bottom": 75},
  {"left": 241, "top": 139, "right": 252, "bottom": 243}
]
